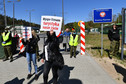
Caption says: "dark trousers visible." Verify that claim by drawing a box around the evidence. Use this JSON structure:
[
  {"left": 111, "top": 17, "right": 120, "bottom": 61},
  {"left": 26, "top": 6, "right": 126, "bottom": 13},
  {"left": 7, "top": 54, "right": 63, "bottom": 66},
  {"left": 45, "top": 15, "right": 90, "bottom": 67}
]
[
  {"left": 4, "top": 45, "right": 13, "bottom": 60},
  {"left": 70, "top": 46, "right": 77, "bottom": 57},
  {"left": 63, "top": 43, "right": 70, "bottom": 50},
  {"left": 36, "top": 44, "right": 40, "bottom": 59},
  {"left": 43, "top": 61, "right": 58, "bottom": 84},
  {"left": 109, "top": 40, "right": 120, "bottom": 57}
]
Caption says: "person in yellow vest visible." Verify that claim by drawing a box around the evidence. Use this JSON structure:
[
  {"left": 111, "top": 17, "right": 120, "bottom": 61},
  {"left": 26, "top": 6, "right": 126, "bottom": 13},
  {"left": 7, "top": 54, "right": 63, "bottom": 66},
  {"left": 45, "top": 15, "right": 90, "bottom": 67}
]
[
  {"left": 1, "top": 29, "right": 13, "bottom": 62},
  {"left": 69, "top": 31, "right": 78, "bottom": 58}
]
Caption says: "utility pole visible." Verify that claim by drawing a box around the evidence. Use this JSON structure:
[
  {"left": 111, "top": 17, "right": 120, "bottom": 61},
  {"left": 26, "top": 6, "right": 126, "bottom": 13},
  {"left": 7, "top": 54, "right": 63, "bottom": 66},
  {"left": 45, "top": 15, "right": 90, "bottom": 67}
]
[
  {"left": 3, "top": 0, "right": 7, "bottom": 27},
  {"left": 26, "top": 9, "right": 34, "bottom": 27},
  {"left": 8, "top": 0, "right": 20, "bottom": 27},
  {"left": 62, "top": 0, "right": 64, "bottom": 32},
  {"left": 13, "top": 1, "right": 14, "bottom": 27}
]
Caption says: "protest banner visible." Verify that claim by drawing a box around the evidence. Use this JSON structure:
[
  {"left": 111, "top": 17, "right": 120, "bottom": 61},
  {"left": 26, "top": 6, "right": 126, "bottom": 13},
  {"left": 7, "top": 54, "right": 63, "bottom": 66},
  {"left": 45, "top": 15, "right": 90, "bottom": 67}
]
[
  {"left": 22, "top": 27, "right": 32, "bottom": 38},
  {"left": 40, "top": 16, "right": 62, "bottom": 37}
]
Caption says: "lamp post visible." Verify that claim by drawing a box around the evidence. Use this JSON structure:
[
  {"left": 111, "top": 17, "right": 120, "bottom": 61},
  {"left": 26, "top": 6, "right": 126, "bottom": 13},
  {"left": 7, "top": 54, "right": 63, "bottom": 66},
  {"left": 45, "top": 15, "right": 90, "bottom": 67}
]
[
  {"left": 26, "top": 9, "right": 34, "bottom": 27},
  {"left": 8, "top": 0, "right": 20, "bottom": 27},
  {"left": 3, "top": 0, "right": 7, "bottom": 27},
  {"left": 62, "top": 0, "right": 64, "bottom": 32}
]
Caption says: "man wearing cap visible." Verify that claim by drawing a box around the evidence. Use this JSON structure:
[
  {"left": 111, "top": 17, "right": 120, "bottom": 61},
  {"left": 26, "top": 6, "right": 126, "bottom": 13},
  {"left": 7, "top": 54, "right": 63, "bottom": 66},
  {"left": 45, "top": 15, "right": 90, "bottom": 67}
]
[
  {"left": 1, "top": 29, "right": 13, "bottom": 62},
  {"left": 108, "top": 24, "right": 120, "bottom": 59},
  {"left": 69, "top": 31, "right": 79, "bottom": 58}
]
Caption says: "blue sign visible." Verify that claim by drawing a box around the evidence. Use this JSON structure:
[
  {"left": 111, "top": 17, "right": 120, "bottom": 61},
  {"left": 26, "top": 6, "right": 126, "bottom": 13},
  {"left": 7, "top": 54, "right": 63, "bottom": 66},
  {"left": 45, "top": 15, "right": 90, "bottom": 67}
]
[{"left": 93, "top": 8, "right": 112, "bottom": 23}]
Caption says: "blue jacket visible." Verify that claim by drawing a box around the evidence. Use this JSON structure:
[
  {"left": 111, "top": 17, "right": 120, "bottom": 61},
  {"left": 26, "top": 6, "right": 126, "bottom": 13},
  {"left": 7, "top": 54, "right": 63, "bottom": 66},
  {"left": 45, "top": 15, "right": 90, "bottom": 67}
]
[{"left": 63, "top": 32, "right": 71, "bottom": 37}]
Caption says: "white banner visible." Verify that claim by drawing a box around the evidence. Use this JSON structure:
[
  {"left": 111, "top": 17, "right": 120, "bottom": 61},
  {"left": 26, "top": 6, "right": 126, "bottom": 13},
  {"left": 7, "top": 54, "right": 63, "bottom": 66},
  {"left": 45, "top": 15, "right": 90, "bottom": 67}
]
[
  {"left": 22, "top": 27, "right": 32, "bottom": 38},
  {"left": 40, "top": 16, "right": 62, "bottom": 37}
]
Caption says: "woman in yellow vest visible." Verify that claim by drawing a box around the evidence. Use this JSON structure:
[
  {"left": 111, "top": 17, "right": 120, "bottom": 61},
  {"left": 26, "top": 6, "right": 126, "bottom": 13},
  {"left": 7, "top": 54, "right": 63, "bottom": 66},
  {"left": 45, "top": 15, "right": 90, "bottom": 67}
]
[{"left": 69, "top": 32, "right": 78, "bottom": 58}]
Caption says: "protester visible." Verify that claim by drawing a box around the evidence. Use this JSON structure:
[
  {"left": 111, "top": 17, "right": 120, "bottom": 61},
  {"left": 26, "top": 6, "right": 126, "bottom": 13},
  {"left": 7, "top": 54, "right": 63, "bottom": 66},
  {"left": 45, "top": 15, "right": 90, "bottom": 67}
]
[
  {"left": 58, "top": 31, "right": 63, "bottom": 44},
  {"left": 36, "top": 33, "right": 40, "bottom": 62},
  {"left": 41, "top": 30, "right": 64, "bottom": 84},
  {"left": 1, "top": 29, "right": 13, "bottom": 62},
  {"left": 108, "top": 24, "right": 120, "bottom": 59},
  {"left": 69, "top": 31, "right": 79, "bottom": 58},
  {"left": 62, "top": 28, "right": 71, "bottom": 50},
  {"left": 21, "top": 29, "right": 38, "bottom": 80},
  {"left": 14, "top": 31, "right": 19, "bottom": 48}
]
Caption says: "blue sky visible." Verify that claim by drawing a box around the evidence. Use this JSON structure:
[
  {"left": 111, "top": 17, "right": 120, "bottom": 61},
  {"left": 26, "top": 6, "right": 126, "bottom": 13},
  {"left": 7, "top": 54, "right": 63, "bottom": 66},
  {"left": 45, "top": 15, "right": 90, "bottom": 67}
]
[{"left": 3, "top": 0, "right": 126, "bottom": 25}]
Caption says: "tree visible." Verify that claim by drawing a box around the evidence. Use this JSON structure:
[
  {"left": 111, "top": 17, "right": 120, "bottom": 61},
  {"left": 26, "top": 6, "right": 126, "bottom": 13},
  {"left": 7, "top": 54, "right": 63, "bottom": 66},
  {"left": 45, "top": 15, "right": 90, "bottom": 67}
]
[{"left": 116, "top": 13, "right": 122, "bottom": 23}]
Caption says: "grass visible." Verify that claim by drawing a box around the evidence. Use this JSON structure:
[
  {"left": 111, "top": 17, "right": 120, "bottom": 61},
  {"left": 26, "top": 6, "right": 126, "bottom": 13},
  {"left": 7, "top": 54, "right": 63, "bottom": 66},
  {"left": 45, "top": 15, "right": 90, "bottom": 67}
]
[{"left": 85, "top": 33, "right": 126, "bottom": 66}]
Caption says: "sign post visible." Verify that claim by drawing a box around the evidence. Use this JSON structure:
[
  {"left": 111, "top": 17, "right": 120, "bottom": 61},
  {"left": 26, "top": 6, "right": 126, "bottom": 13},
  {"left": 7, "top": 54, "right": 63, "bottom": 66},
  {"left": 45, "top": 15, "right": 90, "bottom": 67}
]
[
  {"left": 78, "top": 21, "right": 85, "bottom": 55},
  {"left": 93, "top": 8, "right": 112, "bottom": 56},
  {"left": 101, "top": 23, "right": 103, "bottom": 56},
  {"left": 121, "top": 8, "right": 126, "bottom": 60}
]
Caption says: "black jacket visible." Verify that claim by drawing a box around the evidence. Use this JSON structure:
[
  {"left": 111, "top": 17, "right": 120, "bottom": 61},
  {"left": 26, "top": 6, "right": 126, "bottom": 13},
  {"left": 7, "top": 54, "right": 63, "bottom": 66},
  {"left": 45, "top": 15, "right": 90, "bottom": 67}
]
[
  {"left": 42, "top": 31, "right": 60, "bottom": 61},
  {"left": 108, "top": 28, "right": 120, "bottom": 41},
  {"left": 42, "top": 31, "right": 64, "bottom": 69},
  {"left": 22, "top": 35, "right": 37, "bottom": 53}
]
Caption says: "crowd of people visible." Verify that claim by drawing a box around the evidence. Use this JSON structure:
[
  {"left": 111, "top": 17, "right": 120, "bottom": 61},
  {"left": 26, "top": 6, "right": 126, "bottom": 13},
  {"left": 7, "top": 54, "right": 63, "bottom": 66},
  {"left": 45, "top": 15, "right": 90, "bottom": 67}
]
[
  {"left": 0, "top": 24, "right": 120, "bottom": 83},
  {"left": 1, "top": 27, "right": 79, "bottom": 84}
]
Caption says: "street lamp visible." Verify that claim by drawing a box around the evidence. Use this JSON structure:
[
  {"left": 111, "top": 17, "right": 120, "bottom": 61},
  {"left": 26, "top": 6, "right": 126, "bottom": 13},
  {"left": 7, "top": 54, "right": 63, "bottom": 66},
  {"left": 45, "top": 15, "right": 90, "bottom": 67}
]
[
  {"left": 62, "top": 0, "right": 64, "bottom": 32},
  {"left": 3, "top": 0, "right": 7, "bottom": 27},
  {"left": 26, "top": 9, "right": 34, "bottom": 27},
  {"left": 8, "top": 0, "right": 20, "bottom": 27}
]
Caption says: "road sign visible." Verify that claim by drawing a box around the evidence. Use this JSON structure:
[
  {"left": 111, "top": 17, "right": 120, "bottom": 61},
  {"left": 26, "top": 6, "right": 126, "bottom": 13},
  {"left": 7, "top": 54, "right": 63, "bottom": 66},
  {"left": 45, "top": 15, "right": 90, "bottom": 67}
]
[
  {"left": 93, "top": 8, "right": 112, "bottom": 23},
  {"left": 40, "top": 16, "right": 62, "bottom": 37}
]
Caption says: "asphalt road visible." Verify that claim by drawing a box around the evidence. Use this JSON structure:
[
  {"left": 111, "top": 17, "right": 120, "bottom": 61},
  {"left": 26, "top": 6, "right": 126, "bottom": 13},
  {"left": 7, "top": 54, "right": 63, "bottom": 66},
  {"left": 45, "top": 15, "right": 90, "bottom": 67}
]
[{"left": 0, "top": 35, "right": 117, "bottom": 84}]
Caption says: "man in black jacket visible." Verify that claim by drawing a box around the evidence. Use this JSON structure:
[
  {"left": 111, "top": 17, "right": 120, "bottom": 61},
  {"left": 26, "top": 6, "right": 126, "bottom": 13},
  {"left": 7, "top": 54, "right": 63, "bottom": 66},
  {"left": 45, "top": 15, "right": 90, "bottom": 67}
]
[{"left": 108, "top": 24, "right": 120, "bottom": 58}]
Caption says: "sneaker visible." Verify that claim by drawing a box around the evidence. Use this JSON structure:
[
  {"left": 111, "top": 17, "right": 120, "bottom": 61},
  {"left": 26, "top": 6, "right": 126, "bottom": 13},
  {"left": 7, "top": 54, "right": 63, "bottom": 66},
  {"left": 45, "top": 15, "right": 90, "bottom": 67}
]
[
  {"left": 35, "top": 74, "right": 39, "bottom": 80},
  {"left": 27, "top": 74, "right": 32, "bottom": 79}
]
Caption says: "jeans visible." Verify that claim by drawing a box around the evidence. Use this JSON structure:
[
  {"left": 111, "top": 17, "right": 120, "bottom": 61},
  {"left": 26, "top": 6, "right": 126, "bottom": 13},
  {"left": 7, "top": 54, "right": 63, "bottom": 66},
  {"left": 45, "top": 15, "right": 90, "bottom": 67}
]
[
  {"left": 43, "top": 61, "right": 58, "bottom": 84},
  {"left": 26, "top": 52, "right": 38, "bottom": 74}
]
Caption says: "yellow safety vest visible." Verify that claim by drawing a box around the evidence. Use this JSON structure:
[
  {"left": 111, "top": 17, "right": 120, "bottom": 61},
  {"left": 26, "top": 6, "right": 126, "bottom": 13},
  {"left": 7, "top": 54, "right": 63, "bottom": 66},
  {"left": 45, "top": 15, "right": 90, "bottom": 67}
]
[
  {"left": 2, "top": 32, "right": 12, "bottom": 46},
  {"left": 69, "top": 34, "right": 78, "bottom": 46}
]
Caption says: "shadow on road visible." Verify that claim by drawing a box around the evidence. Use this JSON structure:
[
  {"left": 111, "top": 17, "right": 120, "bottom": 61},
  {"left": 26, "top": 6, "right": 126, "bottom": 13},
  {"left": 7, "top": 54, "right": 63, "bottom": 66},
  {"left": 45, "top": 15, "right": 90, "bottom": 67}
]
[
  {"left": 27, "top": 64, "right": 44, "bottom": 84},
  {"left": 48, "top": 65, "right": 82, "bottom": 84},
  {"left": 4, "top": 77, "right": 25, "bottom": 84},
  {"left": 113, "top": 63, "right": 126, "bottom": 83}
]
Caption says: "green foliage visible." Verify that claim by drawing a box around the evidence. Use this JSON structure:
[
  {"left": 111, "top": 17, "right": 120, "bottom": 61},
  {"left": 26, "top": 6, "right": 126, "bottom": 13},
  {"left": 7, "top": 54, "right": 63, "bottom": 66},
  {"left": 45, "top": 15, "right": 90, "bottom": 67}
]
[{"left": 0, "top": 14, "right": 40, "bottom": 29}]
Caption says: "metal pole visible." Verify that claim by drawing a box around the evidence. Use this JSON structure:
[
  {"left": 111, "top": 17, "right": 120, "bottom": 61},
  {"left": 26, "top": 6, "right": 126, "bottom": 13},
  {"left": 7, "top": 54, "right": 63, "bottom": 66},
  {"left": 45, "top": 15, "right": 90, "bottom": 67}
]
[
  {"left": 101, "top": 23, "right": 103, "bottom": 56},
  {"left": 13, "top": 1, "right": 15, "bottom": 27},
  {"left": 62, "top": 0, "right": 64, "bottom": 32},
  {"left": 3, "top": 0, "right": 7, "bottom": 27},
  {"left": 121, "top": 8, "right": 125, "bottom": 60},
  {"left": 29, "top": 11, "right": 31, "bottom": 26}
]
